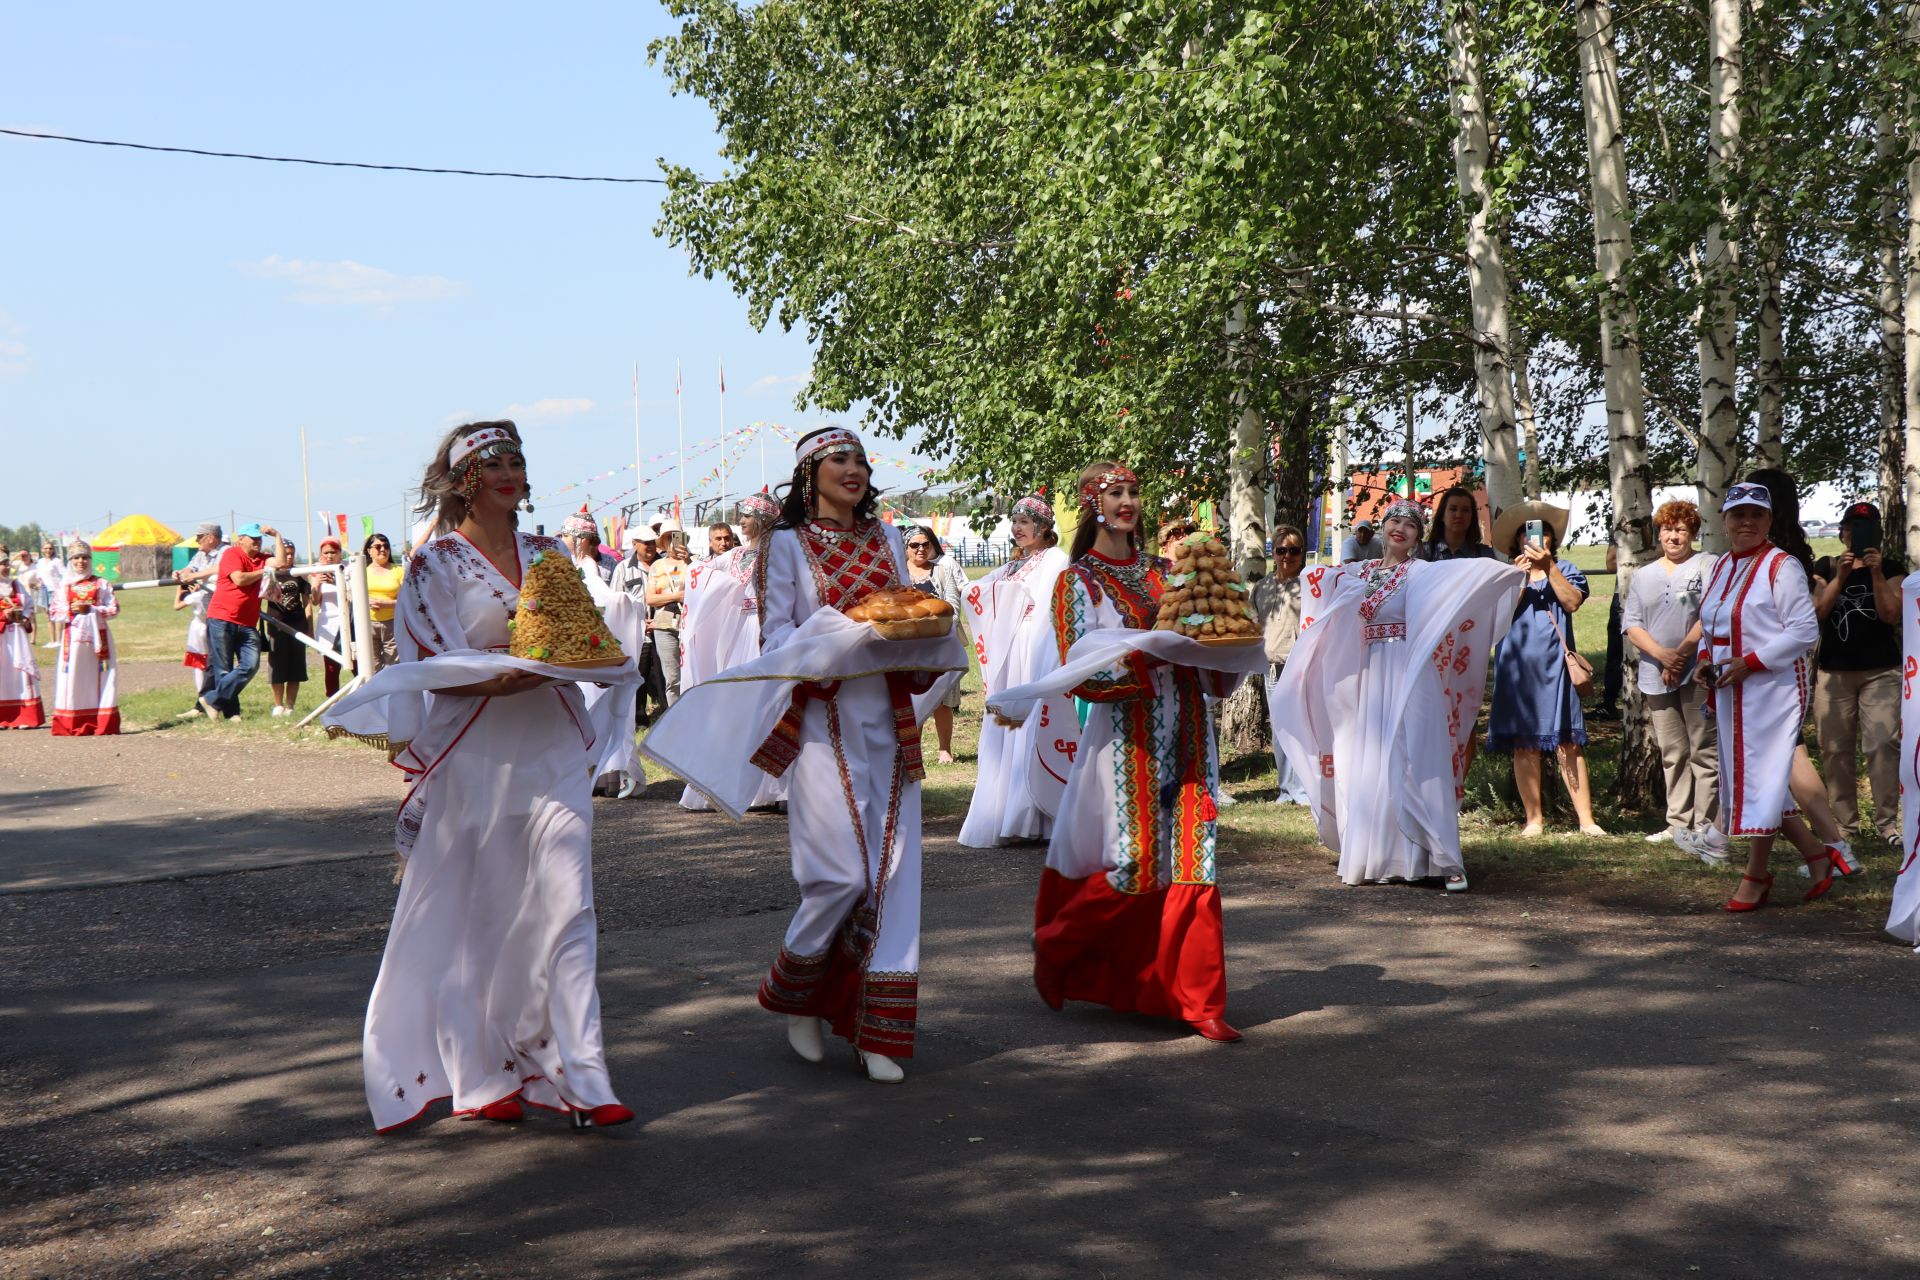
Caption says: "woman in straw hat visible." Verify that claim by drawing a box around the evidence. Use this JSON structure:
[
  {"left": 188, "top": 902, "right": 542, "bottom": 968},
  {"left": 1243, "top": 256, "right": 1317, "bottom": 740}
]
[
  {"left": 1274, "top": 498, "right": 1524, "bottom": 892},
  {"left": 1487, "top": 501, "right": 1604, "bottom": 836}
]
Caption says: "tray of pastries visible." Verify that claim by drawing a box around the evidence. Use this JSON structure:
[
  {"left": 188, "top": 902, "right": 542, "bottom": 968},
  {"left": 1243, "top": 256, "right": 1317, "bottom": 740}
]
[{"left": 846, "top": 586, "right": 956, "bottom": 641}]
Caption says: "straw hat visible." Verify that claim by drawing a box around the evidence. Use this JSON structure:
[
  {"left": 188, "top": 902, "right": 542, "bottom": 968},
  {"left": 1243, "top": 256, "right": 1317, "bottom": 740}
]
[{"left": 1489, "top": 500, "right": 1570, "bottom": 555}]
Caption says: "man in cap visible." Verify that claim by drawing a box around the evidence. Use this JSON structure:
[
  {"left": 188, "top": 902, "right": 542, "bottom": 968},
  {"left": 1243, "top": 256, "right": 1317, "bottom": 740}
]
[
  {"left": 172, "top": 522, "right": 227, "bottom": 713},
  {"left": 200, "top": 522, "right": 282, "bottom": 720},
  {"left": 646, "top": 518, "right": 691, "bottom": 706},
  {"left": 1810, "top": 501, "right": 1907, "bottom": 844},
  {"left": 31, "top": 539, "right": 64, "bottom": 647},
  {"left": 1340, "top": 519, "right": 1377, "bottom": 564}
]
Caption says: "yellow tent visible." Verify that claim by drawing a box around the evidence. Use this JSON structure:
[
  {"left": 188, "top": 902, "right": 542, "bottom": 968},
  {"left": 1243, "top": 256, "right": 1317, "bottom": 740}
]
[
  {"left": 92, "top": 513, "right": 183, "bottom": 547},
  {"left": 88, "top": 514, "right": 184, "bottom": 583}
]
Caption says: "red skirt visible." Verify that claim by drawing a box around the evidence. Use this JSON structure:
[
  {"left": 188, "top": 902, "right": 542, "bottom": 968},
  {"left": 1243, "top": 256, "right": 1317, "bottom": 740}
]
[
  {"left": 0, "top": 697, "right": 44, "bottom": 729},
  {"left": 1033, "top": 868, "right": 1227, "bottom": 1024}
]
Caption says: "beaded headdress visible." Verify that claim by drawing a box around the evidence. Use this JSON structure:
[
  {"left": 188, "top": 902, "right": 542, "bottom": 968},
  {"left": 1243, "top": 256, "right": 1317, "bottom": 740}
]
[
  {"left": 795, "top": 427, "right": 867, "bottom": 515},
  {"left": 1382, "top": 498, "right": 1427, "bottom": 532},
  {"left": 1011, "top": 495, "right": 1055, "bottom": 526},
  {"left": 1079, "top": 465, "right": 1138, "bottom": 525},
  {"left": 449, "top": 423, "right": 532, "bottom": 512},
  {"left": 559, "top": 506, "right": 597, "bottom": 540},
  {"left": 739, "top": 491, "right": 782, "bottom": 522}
]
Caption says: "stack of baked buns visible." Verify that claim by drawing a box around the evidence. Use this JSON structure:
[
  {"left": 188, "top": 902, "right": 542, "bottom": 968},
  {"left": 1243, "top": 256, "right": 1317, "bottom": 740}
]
[
  {"left": 508, "top": 549, "right": 626, "bottom": 666},
  {"left": 1153, "top": 531, "right": 1260, "bottom": 642},
  {"left": 845, "top": 586, "right": 956, "bottom": 640}
]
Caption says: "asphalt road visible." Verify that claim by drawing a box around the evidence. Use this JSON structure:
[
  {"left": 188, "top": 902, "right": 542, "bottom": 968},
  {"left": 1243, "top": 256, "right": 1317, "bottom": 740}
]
[{"left": 3, "top": 734, "right": 1917, "bottom": 1280}]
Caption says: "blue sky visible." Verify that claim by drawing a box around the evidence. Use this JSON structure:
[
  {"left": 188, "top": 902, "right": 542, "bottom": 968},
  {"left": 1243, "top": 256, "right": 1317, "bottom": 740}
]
[{"left": 1, "top": 4, "right": 920, "bottom": 547}]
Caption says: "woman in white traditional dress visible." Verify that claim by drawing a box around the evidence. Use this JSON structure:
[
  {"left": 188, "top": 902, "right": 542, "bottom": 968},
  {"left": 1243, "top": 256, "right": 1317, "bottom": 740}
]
[
  {"left": 749, "top": 428, "right": 937, "bottom": 1083},
  {"left": 1273, "top": 500, "right": 1524, "bottom": 892},
  {"left": 0, "top": 557, "right": 44, "bottom": 729},
  {"left": 310, "top": 538, "right": 347, "bottom": 699},
  {"left": 957, "top": 495, "right": 1068, "bottom": 847},
  {"left": 1702, "top": 481, "right": 1862, "bottom": 911},
  {"left": 677, "top": 490, "right": 786, "bottom": 813},
  {"left": 356, "top": 419, "right": 631, "bottom": 1132},
  {"left": 559, "top": 508, "right": 640, "bottom": 798},
  {"left": 48, "top": 543, "right": 120, "bottom": 736}
]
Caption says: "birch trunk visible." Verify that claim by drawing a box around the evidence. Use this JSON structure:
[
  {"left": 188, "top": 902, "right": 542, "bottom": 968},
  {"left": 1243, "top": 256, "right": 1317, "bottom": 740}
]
[
  {"left": 1577, "top": 0, "right": 1662, "bottom": 803},
  {"left": 1515, "top": 332, "right": 1542, "bottom": 500},
  {"left": 1447, "top": 0, "right": 1523, "bottom": 521},
  {"left": 1904, "top": 0, "right": 1920, "bottom": 565},
  {"left": 1878, "top": 106, "right": 1907, "bottom": 542},
  {"left": 1225, "top": 299, "right": 1271, "bottom": 581},
  {"left": 1696, "top": 0, "right": 1741, "bottom": 551}
]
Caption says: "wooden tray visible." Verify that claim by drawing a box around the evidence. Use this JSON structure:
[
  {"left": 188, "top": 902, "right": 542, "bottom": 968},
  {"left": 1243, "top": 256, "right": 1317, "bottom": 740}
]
[
  {"left": 537, "top": 654, "right": 630, "bottom": 669},
  {"left": 1193, "top": 635, "right": 1262, "bottom": 647}
]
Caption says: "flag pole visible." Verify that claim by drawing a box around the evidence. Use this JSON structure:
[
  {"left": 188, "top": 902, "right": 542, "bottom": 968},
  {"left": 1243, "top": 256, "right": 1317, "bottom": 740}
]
[
  {"left": 632, "top": 360, "right": 642, "bottom": 516},
  {"left": 718, "top": 359, "right": 728, "bottom": 518},
  {"left": 300, "top": 426, "right": 313, "bottom": 562},
  {"left": 675, "top": 359, "right": 686, "bottom": 518}
]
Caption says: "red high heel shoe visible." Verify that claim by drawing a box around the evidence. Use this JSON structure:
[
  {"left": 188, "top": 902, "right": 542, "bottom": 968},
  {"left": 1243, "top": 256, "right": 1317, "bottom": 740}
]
[
  {"left": 1724, "top": 872, "right": 1773, "bottom": 913},
  {"left": 1803, "top": 844, "right": 1859, "bottom": 903},
  {"left": 569, "top": 1103, "right": 634, "bottom": 1130},
  {"left": 477, "top": 1098, "right": 524, "bottom": 1123}
]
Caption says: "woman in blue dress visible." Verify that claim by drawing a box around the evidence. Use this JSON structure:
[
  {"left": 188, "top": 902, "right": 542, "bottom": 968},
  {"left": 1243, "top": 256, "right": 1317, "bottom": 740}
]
[{"left": 1486, "top": 503, "right": 1605, "bottom": 837}]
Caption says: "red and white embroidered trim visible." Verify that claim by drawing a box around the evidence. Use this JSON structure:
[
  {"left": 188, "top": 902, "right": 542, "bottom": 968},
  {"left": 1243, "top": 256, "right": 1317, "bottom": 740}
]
[{"left": 1362, "top": 622, "right": 1407, "bottom": 643}]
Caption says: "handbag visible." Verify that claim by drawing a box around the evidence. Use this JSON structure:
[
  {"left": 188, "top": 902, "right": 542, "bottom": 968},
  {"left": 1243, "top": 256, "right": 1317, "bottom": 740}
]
[{"left": 1555, "top": 612, "right": 1595, "bottom": 698}]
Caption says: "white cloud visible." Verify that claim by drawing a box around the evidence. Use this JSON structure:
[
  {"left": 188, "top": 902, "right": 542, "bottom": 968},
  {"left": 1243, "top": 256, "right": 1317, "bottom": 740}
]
[
  {"left": 244, "top": 255, "right": 468, "bottom": 306},
  {"left": 748, "top": 370, "right": 812, "bottom": 394},
  {"left": 0, "top": 312, "right": 29, "bottom": 377},
  {"left": 504, "top": 397, "right": 595, "bottom": 420}
]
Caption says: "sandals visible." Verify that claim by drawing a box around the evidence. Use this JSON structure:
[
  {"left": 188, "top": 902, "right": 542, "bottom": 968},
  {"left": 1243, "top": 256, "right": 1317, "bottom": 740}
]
[{"left": 1723, "top": 872, "right": 1773, "bottom": 913}]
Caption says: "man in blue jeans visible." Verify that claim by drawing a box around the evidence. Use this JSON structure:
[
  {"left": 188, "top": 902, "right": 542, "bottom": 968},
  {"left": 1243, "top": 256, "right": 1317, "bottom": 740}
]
[{"left": 200, "top": 523, "right": 280, "bottom": 720}]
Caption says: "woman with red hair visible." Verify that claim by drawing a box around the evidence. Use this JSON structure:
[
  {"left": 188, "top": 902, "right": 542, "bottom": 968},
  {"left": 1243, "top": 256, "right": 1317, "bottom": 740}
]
[{"left": 1621, "top": 499, "right": 1719, "bottom": 845}]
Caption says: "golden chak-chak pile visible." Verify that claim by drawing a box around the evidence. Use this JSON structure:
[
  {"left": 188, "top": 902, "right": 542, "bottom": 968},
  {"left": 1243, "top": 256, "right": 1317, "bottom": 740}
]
[
  {"left": 846, "top": 586, "right": 956, "bottom": 641},
  {"left": 508, "top": 549, "right": 626, "bottom": 666},
  {"left": 1154, "top": 531, "right": 1260, "bottom": 642}
]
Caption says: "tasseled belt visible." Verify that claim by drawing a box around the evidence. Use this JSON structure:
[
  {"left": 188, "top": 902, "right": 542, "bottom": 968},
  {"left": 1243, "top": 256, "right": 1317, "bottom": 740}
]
[{"left": 751, "top": 670, "right": 939, "bottom": 781}]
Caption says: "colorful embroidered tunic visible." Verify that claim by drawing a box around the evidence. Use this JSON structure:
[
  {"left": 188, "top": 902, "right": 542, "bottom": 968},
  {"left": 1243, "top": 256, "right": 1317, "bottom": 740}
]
[{"left": 1032, "top": 548, "right": 1239, "bottom": 1025}]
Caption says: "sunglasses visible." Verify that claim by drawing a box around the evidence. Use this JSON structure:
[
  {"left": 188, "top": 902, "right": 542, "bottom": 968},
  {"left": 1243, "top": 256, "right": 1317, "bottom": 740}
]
[
  {"left": 1277, "top": 546, "right": 1304, "bottom": 556},
  {"left": 907, "top": 541, "right": 933, "bottom": 550}
]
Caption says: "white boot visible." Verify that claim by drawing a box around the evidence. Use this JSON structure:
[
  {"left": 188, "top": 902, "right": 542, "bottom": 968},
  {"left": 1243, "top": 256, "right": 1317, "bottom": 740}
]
[
  {"left": 786, "top": 1015, "right": 825, "bottom": 1064},
  {"left": 860, "top": 1051, "right": 905, "bottom": 1084}
]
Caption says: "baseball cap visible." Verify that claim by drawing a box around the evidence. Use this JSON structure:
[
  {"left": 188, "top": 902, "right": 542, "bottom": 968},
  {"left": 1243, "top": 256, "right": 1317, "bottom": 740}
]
[{"left": 237, "top": 522, "right": 265, "bottom": 538}]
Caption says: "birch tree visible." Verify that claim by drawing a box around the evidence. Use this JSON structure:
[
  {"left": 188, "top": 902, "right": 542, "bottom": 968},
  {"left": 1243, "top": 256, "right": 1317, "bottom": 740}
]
[
  {"left": 1577, "top": 0, "right": 1660, "bottom": 794},
  {"left": 1696, "top": 0, "right": 1742, "bottom": 548},
  {"left": 1447, "top": 0, "right": 1523, "bottom": 520}
]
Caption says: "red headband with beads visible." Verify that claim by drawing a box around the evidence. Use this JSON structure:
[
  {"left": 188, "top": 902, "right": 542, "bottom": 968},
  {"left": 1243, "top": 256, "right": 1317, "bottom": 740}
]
[{"left": 1079, "top": 465, "right": 1138, "bottom": 509}]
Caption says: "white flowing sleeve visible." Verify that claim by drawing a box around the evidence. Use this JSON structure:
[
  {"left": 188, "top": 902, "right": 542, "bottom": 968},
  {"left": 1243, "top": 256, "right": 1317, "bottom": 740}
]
[
  {"left": 1750, "top": 555, "right": 1819, "bottom": 674},
  {"left": 395, "top": 547, "right": 471, "bottom": 660},
  {"left": 758, "top": 531, "right": 809, "bottom": 654}
]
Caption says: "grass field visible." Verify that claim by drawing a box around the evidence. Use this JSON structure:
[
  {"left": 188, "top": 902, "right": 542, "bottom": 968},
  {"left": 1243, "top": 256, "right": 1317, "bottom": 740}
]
[{"left": 57, "top": 543, "right": 1897, "bottom": 925}]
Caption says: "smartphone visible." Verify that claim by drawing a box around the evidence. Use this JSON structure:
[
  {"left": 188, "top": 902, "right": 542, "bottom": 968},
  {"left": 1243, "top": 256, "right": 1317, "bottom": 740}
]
[
  {"left": 1851, "top": 516, "right": 1882, "bottom": 556},
  {"left": 1525, "top": 519, "right": 1545, "bottom": 548}
]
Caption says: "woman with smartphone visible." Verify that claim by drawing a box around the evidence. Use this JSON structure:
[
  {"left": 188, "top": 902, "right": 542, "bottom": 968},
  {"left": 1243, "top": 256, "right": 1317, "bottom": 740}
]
[{"left": 1486, "top": 502, "right": 1604, "bottom": 836}]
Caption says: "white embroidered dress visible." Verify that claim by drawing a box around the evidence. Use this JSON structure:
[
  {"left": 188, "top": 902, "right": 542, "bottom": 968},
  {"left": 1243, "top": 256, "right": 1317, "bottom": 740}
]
[
  {"left": 0, "top": 578, "right": 43, "bottom": 728},
  {"left": 1695, "top": 543, "right": 1819, "bottom": 837},
  {"left": 1273, "top": 557, "right": 1523, "bottom": 884},
  {"left": 958, "top": 545, "right": 1069, "bottom": 847},
  {"left": 361, "top": 531, "right": 620, "bottom": 1131},
  {"left": 677, "top": 544, "right": 786, "bottom": 811},
  {"left": 49, "top": 575, "right": 119, "bottom": 736}
]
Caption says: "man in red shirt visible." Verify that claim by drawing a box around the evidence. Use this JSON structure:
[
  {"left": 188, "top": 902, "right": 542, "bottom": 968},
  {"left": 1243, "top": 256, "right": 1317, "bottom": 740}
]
[{"left": 199, "top": 522, "right": 282, "bottom": 720}]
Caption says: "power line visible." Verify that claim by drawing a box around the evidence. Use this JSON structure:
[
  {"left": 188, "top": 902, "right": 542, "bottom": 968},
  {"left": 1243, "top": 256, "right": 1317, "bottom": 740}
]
[{"left": 0, "top": 127, "right": 674, "bottom": 184}]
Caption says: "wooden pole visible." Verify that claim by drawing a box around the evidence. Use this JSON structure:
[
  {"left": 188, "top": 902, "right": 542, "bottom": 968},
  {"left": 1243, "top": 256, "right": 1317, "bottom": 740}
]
[{"left": 300, "top": 426, "right": 314, "bottom": 562}]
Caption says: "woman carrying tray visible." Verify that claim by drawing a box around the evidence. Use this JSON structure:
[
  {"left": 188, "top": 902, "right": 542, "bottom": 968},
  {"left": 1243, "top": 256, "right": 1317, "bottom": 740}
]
[
  {"left": 1272, "top": 499, "right": 1524, "bottom": 892},
  {"left": 640, "top": 427, "right": 965, "bottom": 1084},
  {"left": 344, "top": 420, "right": 632, "bottom": 1132},
  {"left": 958, "top": 495, "right": 1069, "bottom": 847},
  {"left": 1028, "top": 461, "right": 1247, "bottom": 1042}
]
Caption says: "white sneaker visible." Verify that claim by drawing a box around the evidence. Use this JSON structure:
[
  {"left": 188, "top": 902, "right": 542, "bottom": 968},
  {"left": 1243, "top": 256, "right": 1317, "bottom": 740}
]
[
  {"left": 1215, "top": 791, "right": 1238, "bottom": 808},
  {"left": 1644, "top": 828, "right": 1676, "bottom": 844},
  {"left": 1688, "top": 827, "right": 1731, "bottom": 866}
]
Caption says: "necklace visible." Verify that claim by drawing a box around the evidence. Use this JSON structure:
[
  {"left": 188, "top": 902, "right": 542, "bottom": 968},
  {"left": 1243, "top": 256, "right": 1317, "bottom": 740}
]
[{"left": 1092, "top": 548, "right": 1152, "bottom": 600}]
